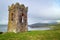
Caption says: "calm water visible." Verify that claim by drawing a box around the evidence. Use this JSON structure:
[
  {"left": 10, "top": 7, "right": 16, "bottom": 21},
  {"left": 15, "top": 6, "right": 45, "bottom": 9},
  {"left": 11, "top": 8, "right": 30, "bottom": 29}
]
[
  {"left": 0, "top": 25, "right": 50, "bottom": 32},
  {"left": 0, "top": 25, "right": 7, "bottom": 32}
]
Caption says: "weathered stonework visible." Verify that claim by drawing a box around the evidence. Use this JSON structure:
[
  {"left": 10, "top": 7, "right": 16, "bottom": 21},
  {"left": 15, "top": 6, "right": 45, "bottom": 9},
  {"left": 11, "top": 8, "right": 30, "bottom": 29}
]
[{"left": 8, "top": 3, "right": 28, "bottom": 33}]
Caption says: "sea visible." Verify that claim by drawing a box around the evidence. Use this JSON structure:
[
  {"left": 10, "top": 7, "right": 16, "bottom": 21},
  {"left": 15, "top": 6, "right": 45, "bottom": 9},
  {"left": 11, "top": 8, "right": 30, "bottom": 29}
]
[{"left": 0, "top": 25, "right": 50, "bottom": 32}]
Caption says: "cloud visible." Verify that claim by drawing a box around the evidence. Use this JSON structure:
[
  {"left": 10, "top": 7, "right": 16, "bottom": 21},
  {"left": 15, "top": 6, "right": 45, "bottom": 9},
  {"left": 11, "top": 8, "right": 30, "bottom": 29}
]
[
  {"left": 27, "top": 0, "right": 60, "bottom": 24},
  {"left": 0, "top": 0, "right": 60, "bottom": 24},
  {"left": 28, "top": 0, "right": 60, "bottom": 20}
]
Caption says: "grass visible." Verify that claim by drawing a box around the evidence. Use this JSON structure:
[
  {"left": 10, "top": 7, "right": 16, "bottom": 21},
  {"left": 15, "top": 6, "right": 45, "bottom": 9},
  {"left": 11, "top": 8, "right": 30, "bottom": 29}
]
[{"left": 0, "top": 30, "right": 60, "bottom": 40}]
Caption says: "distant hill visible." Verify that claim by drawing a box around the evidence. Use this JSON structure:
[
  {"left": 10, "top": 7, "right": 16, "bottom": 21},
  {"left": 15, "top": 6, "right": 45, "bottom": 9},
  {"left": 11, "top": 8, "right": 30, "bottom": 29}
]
[{"left": 29, "top": 22, "right": 57, "bottom": 28}]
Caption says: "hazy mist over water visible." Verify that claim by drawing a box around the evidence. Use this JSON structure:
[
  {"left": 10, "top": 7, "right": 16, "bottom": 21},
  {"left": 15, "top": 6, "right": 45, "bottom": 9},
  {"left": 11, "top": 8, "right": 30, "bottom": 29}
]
[
  {"left": 0, "top": 25, "right": 7, "bottom": 32},
  {"left": 0, "top": 25, "right": 50, "bottom": 32}
]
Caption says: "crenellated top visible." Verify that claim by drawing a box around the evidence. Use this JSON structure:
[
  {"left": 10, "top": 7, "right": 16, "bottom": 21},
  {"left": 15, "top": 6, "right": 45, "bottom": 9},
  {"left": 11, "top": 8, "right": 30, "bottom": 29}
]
[{"left": 8, "top": 2, "right": 28, "bottom": 12}]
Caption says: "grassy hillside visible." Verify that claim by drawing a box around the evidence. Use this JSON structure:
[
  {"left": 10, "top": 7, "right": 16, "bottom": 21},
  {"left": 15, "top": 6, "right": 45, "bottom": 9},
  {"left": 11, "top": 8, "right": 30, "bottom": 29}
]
[{"left": 0, "top": 30, "right": 60, "bottom": 40}]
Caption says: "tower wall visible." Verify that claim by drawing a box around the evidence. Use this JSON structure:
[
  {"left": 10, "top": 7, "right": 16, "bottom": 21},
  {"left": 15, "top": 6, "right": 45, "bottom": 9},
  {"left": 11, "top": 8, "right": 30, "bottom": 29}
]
[{"left": 8, "top": 3, "right": 28, "bottom": 33}]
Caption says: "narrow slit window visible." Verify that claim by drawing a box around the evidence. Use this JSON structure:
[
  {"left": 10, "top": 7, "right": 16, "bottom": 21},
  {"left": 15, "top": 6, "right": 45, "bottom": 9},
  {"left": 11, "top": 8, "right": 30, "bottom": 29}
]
[{"left": 11, "top": 13, "right": 13, "bottom": 21}]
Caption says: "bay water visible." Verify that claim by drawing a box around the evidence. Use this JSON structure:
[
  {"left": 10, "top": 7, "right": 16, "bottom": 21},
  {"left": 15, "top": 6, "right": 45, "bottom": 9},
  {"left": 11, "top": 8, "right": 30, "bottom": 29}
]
[{"left": 0, "top": 25, "right": 50, "bottom": 32}]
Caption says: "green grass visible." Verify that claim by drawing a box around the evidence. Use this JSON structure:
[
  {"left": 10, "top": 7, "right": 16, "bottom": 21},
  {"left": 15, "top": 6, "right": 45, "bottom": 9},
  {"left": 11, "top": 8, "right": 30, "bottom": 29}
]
[{"left": 0, "top": 30, "right": 60, "bottom": 40}]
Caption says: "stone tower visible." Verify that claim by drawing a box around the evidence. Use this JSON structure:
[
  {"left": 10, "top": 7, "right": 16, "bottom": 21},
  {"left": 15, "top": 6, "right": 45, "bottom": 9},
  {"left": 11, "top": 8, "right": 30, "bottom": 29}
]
[{"left": 8, "top": 3, "right": 28, "bottom": 33}]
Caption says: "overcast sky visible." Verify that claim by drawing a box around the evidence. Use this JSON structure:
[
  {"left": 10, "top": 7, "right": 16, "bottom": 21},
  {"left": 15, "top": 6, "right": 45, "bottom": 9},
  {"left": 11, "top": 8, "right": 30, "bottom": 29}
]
[{"left": 0, "top": 0, "right": 60, "bottom": 25}]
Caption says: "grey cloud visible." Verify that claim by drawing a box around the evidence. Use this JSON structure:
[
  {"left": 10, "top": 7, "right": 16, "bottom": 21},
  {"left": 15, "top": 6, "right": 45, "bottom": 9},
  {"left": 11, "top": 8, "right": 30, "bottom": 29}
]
[{"left": 0, "top": 0, "right": 60, "bottom": 24}]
